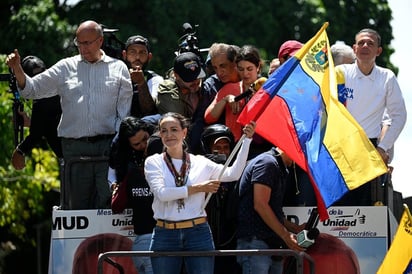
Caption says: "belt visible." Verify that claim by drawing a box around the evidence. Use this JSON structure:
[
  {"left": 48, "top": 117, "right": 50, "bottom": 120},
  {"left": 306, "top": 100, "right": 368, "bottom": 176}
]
[
  {"left": 68, "top": 134, "right": 114, "bottom": 143},
  {"left": 156, "top": 217, "right": 207, "bottom": 229}
]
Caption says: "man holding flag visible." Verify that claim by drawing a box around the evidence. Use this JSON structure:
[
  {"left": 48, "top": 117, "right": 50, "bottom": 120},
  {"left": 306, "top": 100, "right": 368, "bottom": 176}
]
[{"left": 237, "top": 22, "right": 387, "bottom": 220}]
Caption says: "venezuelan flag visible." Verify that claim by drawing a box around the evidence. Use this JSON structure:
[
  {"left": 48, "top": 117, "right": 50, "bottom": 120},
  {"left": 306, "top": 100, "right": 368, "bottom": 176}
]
[
  {"left": 237, "top": 22, "right": 387, "bottom": 220},
  {"left": 377, "top": 204, "right": 412, "bottom": 274}
]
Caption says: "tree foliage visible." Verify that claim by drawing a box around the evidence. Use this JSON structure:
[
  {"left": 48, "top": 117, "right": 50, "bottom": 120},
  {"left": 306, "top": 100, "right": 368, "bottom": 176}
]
[
  {"left": 1, "top": 0, "right": 75, "bottom": 65},
  {"left": 1, "top": 0, "right": 395, "bottom": 76}
]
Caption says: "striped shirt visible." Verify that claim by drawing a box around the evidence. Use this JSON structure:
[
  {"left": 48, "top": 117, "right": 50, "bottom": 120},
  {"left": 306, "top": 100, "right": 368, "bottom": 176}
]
[{"left": 20, "top": 51, "right": 133, "bottom": 138}]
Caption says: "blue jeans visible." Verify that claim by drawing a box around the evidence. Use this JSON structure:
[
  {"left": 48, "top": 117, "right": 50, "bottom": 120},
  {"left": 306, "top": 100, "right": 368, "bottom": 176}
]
[
  {"left": 149, "top": 222, "right": 215, "bottom": 274},
  {"left": 237, "top": 237, "right": 283, "bottom": 274},
  {"left": 132, "top": 233, "right": 153, "bottom": 274}
]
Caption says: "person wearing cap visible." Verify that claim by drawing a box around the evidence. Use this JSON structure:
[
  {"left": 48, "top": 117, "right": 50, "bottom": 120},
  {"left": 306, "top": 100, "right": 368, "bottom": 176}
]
[
  {"left": 11, "top": 55, "right": 62, "bottom": 170},
  {"left": 277, "top": 40, "right": 303, "bottom": 65},
  {"left": 6, "top": 20, "right": 133, "bottom": 210},
  {"left": 123, "top": 35, "right": 164, "bottom": 117},
  {"left": 156, "top": 52, "right": 206, "bottom": 151}
]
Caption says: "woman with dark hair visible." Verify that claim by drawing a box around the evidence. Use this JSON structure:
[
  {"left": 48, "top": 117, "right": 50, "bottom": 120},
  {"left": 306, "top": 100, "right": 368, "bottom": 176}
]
[
  {"left": 109, "top": 116, "right": 162, "bottom": 274},
  {"left": 110, "top": 116, "right": 157, "bottom": 183},
  {"left": 204, "top": 45, "right": 265, "bottom": 141},
  {"left": 144, "top": 112, "right": 256, "bottom": 274}
]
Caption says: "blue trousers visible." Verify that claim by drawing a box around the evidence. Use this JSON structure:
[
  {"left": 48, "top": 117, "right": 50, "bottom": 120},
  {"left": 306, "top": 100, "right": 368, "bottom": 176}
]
[
  {"left": 132, "top": 233, "right": 153, "bottom": 274},
  {"left": 237, "top": 237, "right": 283, "bottom": 274},
  {"left": 149, "top": 222, "right": 215, "bottom": 274}
]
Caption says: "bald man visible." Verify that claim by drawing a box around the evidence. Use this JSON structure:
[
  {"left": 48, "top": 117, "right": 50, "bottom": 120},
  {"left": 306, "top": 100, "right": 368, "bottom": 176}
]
[{"left": 6, "top": 20, "right": 133, "bottom": 210}]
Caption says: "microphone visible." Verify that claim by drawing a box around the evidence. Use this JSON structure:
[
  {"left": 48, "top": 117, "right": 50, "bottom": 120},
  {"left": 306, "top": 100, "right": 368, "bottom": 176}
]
[
  {"left": 234, "top": 77, "right": 267, "bottom": 102},
  {"left": 305, "top": 207, "right": 319, "bottom": 230},
  {"left": 234, "top": 88, "right": 253, "bottom": 102},
  {"left": 296, "top": 228, "right": 319, "bottom": 248}
]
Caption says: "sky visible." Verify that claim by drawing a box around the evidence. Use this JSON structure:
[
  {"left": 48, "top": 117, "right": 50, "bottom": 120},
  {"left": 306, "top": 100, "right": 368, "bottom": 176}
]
[{"left": 386, "top": 0, "right": 412, "bottom": 198}]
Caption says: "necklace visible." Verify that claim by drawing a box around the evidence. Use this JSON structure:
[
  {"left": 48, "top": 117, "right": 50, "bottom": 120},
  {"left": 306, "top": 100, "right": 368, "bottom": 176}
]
[{"left": 163, "top": 150, "right": 191, "bottom": 212}]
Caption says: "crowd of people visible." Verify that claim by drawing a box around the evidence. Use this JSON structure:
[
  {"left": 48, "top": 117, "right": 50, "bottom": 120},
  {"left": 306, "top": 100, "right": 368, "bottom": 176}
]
[{"left": 5, "top": 20, "right": 407, "bottom": 274}]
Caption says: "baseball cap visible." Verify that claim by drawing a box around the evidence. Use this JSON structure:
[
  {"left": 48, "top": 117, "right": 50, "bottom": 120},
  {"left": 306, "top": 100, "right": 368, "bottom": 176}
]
[
  {"left": 173, "top": 52, "right": 206, "bottom": 82},
  {"left": 125, "top": 35, "right": 150, "bottom": 51},
  {"left": 278, "top": 40, "right": 303, "bottom": 59},
  {"left": 21, "top": 56, "right": 46, "bottom": 77}
]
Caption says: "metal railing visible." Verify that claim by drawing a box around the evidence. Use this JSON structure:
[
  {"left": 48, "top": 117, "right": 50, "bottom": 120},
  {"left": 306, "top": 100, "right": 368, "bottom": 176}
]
[{"left": 97, "top": 249, "right": 315, "bottom": 274}]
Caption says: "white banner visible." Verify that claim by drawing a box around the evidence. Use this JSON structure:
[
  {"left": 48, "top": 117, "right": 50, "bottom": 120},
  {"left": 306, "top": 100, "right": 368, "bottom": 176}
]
[
  {"left": 49, "top": 208, "right": 137, "bottom": 274},
  {"left": 48, "top": 206, "right": 392, "bottom": 274},
  {"left": 284, "top": 206, "right": 390, "bottom": 274}
]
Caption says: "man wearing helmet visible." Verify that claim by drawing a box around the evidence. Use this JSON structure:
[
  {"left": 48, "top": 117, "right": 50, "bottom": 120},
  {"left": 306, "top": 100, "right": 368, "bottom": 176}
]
[
  {"left": 201, "top": 123, "right": 235, "bottom": 161},
  {"left": 201, "top": 124, "right": 241, "bottom": 274}
]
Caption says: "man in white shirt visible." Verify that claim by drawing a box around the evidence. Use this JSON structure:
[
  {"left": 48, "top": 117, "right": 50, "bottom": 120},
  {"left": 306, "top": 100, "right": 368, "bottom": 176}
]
[{"left": 335, "top": 28, "right": 407, "bottom": 206}]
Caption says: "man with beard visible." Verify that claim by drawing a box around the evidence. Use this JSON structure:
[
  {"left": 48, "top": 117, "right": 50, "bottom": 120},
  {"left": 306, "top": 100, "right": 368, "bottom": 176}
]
[{"left": 123, "top": 35, "right": 164, "bottom": 117}]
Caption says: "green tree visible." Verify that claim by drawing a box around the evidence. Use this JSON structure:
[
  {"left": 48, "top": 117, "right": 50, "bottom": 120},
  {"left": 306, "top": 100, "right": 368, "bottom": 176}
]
[
  {"left": 1, "top": 0, "right": 75, "bottom": 66},
  {"left": 0, "top": 56, "right": 61, "bottom": 274},
  {"left": 62, "top": 0, "right": 395, "bottom": 75}
]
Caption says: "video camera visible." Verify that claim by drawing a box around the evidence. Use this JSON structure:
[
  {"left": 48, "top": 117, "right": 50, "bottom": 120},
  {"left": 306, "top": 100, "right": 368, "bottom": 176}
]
[
  {"left": 177, "top": 23, "right": 201, "bottom": 57},
  {"left": 165, "top": 22, "right": 208, "bottom": 79},
  {"left": 176, "top": 23, "right": 209, "bottom": 62},
  {"left": 101, "top": 24, "right": 125, "bottom": 60}
]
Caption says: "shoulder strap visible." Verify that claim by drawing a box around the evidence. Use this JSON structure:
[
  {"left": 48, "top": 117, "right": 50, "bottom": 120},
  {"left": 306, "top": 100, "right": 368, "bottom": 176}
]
[{"left": 144, "top": 70, "right": 159, "bottom": 81}]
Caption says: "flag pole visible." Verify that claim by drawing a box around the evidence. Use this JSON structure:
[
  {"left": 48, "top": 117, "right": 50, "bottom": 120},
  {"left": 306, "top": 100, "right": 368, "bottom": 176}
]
[
  {"left": 403, "top": 203, "right": 412, "bottom": 224},
  {"left": 202, "top": 133, "right": 246, "bottom": 209}
]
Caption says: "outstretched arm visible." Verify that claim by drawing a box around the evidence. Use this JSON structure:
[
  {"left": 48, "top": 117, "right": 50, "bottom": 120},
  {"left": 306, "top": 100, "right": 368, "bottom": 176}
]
[{"left": 6, "top": 49, "right": 26, "bottom": 89}]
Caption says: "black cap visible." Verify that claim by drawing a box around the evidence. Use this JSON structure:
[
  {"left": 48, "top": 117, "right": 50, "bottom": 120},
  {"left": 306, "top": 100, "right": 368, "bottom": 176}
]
[
  {"left": 125, "top": 35, "right": 150, "bottom": 51},
  {"left": 173, "top": 52, "right": 206, "bottom": 82},
  {"left": 21, "top": 56, "right": 46, "bottom": 77}
]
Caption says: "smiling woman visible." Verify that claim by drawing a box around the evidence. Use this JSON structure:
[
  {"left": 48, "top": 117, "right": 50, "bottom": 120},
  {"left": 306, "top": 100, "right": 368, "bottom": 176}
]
[{"left": 144, "top": 112, "right": 256, "bottom": 274}]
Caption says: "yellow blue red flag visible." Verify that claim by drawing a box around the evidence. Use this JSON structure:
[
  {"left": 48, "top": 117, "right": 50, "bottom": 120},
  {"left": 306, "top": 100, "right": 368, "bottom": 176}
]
[
  {"left": 237, "top": 22, "right": 387, "bottom": 220},
  {"left": 377, "top": 204, "right": 412, "bottom": 274}
]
